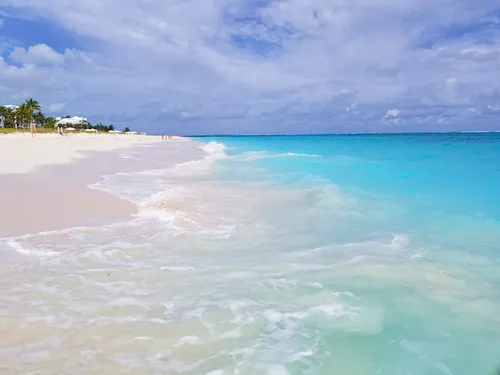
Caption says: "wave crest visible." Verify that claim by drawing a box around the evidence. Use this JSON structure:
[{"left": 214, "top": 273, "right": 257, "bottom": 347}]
[{"left": 233, "top": 151, "right": 320, "bottom": 162}]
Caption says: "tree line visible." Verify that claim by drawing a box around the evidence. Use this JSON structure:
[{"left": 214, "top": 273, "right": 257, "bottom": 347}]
[
  {"left": 0, "top": 98, "right": 46, "bottom": 128},
  {"left": 0, "top": 98, "right": 121, "bottom": 132}
]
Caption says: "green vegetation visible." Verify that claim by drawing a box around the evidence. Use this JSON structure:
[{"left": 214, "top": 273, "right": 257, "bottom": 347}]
[
  {"left": 93, "top": 123, "right": 116, "bottom": 132},
  {"left": 0, "top": 99, "right": 60, "bottom": 129},
  {"left": 25, "top": 98, "right": 40, "bottom": 125},
  {"left": 0, "top": 106, "right": 10, "bottom": 127},
  {"left": 0, "top": 105, "right": 17, "bottom": 128},
  {"left": 0, "top": 127, "right": 57, "bottom": 134},
  {"left": 1, "top": 99, "right": 130, "bottom": 132}
]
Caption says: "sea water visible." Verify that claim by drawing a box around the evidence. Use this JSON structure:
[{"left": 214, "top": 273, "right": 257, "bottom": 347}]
[{"left": 1, "top": 134, "right": 499, "bottom": 375}]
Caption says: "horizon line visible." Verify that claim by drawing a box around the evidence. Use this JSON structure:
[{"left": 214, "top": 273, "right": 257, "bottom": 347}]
[{"left": 183, "top": 130, "right": 500, "bottom": 137}]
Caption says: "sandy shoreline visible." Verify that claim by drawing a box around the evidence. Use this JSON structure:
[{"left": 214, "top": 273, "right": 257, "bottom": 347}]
[
  {"left": 0, "top": 132, "right": 163, "bottom": 174},
  {"left": 0, "top": 133, "right": 202, "bottom": 238}
]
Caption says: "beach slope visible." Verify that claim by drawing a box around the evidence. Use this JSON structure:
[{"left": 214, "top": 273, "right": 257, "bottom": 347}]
[{"left": 0, "top": 133, "right": 166, "bottom": 237}]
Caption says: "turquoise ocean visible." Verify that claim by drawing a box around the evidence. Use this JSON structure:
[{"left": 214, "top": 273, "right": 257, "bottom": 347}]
[
  {"left": 194, "top": 133, "right": 500, "bottom": 375},
  {"left": 1, "top": 133, "right": 499, "bottom": 375}
]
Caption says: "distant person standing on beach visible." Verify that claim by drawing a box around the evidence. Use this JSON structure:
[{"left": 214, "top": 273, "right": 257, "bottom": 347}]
[
  {"left": 25, "top": 98, "right": 40, "bottom": 138},
  {"left": 30, "top": 122, "right": 36, "bottom": 137}
]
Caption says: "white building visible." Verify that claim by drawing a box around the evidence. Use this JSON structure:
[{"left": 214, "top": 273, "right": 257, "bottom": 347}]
[{"left": 55, "top": 116, "right": 88, "bottom": 126}]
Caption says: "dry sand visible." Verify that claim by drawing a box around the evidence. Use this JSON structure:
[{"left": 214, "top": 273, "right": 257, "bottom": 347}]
[
  {"left": 0, "top": 133, "right": 198, "bottom": 238},
  {"left": 0, "top": 132, "right": 162, "bottom": 174}
]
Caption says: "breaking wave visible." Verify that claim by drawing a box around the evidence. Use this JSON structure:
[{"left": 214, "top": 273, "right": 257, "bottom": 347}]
[{"left": 232, "top": 151, "right": 320, "bottom": 162}]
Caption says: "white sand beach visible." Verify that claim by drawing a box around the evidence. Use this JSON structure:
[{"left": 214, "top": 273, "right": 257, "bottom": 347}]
[
  {"left": 0, "top": 133, "right": 221, "bottom": 375},
  {"left": 0, "top": 133, "right": 201, "bottom": 238},
  {"left": 0, "top": 132, "right": 162, "bottom": 175}
]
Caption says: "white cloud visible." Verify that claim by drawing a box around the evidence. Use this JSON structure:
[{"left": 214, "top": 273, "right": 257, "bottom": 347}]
[
  {"left": 0, "top": 0, "right": 499, "bottom": 133},
  {"left": 384, "top": 109, "right": 401, "bottom": 118},
  {"left": 9, "top": 44, "right": 65, "bottom": 66}
]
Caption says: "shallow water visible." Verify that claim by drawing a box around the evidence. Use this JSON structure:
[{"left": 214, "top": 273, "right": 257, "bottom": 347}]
[{"left": 1, "top": 134, "right": 499, "bottom": 375}]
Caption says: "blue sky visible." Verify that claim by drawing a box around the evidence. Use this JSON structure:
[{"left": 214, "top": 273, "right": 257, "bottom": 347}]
[{"left": 0, "top": 0, "right": 499, "bottom": 134}]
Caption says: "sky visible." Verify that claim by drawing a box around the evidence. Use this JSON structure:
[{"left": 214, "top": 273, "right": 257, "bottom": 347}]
[{"left": 0, "top": 0, "right": 499, "bottom": 135}]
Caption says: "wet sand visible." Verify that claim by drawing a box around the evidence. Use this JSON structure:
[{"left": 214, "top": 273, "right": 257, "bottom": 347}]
[{"left": 0, "top": 136, "right": 204, "bottom": 238}]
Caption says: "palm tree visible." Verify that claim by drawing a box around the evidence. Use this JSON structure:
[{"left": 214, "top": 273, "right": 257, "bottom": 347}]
[
  {"left": 0, "top": 106, "right": 7, "bottom": 119},
  {"left": 16, "top": 104, "right": 29, "bottom": 128},
  {"left": 25, "top": 98, "right": 41, "bottom": 125},
  {"left": 33, "top": 111, "right": 46, "bottom": 126}
]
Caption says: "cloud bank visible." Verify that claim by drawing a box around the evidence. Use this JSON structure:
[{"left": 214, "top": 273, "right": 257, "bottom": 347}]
[{"left": 0, "top": 0, "right": 499, "bottom": 134}]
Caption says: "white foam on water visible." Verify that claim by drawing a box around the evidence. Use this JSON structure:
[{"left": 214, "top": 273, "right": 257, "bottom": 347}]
[
  {"left": 167, "top": 141, "right": 227, "bottom": 177},
  {"left": 267, "top": 278, "right": 298, "bottom": 292},
  {"left": 310, "top": 303, "right": 350, "bottom": 318},
  {"left": 205, "top": 371, "right": 225, "bottom": 375},
  {"left": 391, "top": 233, "right": 411, "bottom": 249},
  {"left": 161, "top": 266, "right": 197, "bottom": 272},
  {"left": 307, "top": 282, "right": 324, "bottom": 289},
  {"left": 85, "top": 140, "right": 240, "bottom": 241},
  {"left": 134, "top": 336, "right": 154, "bottom": 341},
  {"left": 136, "top": 206, "right": 178, "bottom": 223},
  {"left": 174, "top": 335, "right": 204, "bottom": 348},
  {"left": 232, "top": 151, "right": 320, "bottom": 162},
  {"left": 3, "top": 238, "right": 60, "bottom": 258},
  {"left": 89, "top": 140, "right": 226, "bottom": 202},
  {"left": 291, "top": 350, "right": 314, "bottom": 361}
]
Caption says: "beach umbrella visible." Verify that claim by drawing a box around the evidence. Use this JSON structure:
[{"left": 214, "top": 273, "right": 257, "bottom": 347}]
[
  {"left": 65, "top": 127, "right": 76, "bottom": 131},
  {"left": 84, "top": 128, "right": 97, "bottom": 132}
]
